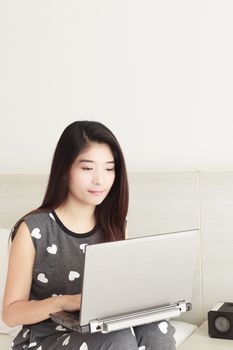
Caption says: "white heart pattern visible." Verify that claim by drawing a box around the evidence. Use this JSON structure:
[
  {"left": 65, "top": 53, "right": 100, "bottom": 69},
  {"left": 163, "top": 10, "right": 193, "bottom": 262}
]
[
  {"left": 158, "top": 321, "right": 168, "bottom": 334},
  {"left": 47, "top": 244, "right": 57, "bottom": 254},
  {"left": 57, "top": 333, "right": 67, "bottom": 341},
  {"left": 80, "top": 342, "right": 88, "bottom": 350},
  {"left": 23, "top": 328, "right": 30, "bottom": 338},
  {"left": 80, "top": 243, "right": 87, "bottom": 253},
  {"left": 37, "top": 273, "right": 48, "bottom": 283},
  {"left": 56, "top": 325, "right": 67, "bottom": 331},
  {"left": 28, "top": 342, "right": 37, "bottom": 348},
  {"left": 62, "top": 335, "right": 70, "bottom": 346},
  {"left": 49, "top": 212, "right": 55, "bottom": 220},
  {"left": 68, "top": 271, "right": 80, "bottom": 281},
  {"left": 36, "top": 347, "right": 42, "bottom": 350},
  {"left": 31, "top": 228, "right": 41, "bottom": 239}
]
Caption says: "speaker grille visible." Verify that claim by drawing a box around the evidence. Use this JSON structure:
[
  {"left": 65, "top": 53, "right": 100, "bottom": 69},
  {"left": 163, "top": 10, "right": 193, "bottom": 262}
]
[{"left": 214, "top": 316, "right": 231, "bottom": 333}]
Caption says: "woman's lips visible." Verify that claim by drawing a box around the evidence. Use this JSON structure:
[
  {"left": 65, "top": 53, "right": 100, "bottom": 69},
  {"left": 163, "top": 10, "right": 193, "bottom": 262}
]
[{"left": 88, "top": 190, "right": 106, "bottom": 196}]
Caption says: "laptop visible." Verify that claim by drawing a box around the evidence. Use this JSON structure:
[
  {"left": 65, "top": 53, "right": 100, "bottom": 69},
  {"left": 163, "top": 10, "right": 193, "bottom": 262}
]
[{"left": 50, "top": 229, "right": 198, "bottom": 333}]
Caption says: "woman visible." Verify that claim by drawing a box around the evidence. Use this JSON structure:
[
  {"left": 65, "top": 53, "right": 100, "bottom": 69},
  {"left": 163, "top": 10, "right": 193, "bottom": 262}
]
[{"left": 3, "top": 121, "right": 176, "bottom": 349}]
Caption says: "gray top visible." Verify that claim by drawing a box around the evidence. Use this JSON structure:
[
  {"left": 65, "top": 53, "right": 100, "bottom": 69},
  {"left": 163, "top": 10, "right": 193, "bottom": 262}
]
[{"left": 12, "top": 211, "right": 104, "bottom": 349}]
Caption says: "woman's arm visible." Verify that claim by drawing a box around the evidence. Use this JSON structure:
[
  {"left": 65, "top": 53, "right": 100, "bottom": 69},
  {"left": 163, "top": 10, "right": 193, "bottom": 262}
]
[{"left": 2, "top": 221, "right": 81, "bottom": 327}]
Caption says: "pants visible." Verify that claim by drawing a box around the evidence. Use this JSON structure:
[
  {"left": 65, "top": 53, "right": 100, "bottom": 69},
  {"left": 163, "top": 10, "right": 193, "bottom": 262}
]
[{"left": 34, "top": 320, "right": 176, "bottom": 350}]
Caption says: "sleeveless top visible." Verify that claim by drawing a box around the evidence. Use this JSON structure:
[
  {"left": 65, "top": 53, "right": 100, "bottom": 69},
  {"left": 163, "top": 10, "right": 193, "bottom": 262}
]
[{"left": 12, "top": 211, "right": 104, "bottom": 349}]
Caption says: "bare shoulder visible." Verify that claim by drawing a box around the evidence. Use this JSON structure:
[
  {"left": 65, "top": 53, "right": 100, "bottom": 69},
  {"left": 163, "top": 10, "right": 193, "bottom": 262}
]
[
  {"left": 10, "top": 220, "right": 35, "bottom": 254},
  {"left": 15, "top": 220, "right": 30, "bottom": 234}
]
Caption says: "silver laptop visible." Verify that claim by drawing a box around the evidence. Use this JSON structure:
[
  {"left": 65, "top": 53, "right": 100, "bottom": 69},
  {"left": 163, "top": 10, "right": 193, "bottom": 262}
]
[{"left": 50, "top": 229, "right": 198, "bottom": 333}]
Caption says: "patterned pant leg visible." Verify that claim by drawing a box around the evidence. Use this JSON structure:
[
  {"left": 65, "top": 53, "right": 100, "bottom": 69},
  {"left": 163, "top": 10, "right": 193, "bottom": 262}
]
[
  {"left": 37, "top": 327, "right": 139, "bottom": 350},
  {"left": 133, "top": 320, "right": 176, "bottom": 350}
]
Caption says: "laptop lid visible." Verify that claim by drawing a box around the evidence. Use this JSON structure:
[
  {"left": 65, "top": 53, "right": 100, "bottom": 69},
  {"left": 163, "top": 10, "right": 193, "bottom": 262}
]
[{"left": 80, "top": 229, "right": 198, "bottom": 330}]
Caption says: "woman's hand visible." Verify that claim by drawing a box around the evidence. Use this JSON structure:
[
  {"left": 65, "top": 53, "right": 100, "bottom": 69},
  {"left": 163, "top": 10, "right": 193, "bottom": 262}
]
[{"left": 56, "top": 294, "right": 81, "bottom": 312}]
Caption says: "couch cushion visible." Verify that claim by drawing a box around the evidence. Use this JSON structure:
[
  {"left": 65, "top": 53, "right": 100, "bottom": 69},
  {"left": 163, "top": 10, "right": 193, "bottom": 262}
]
[{"left": 170, "top": 320, "right": 198, "bottom": 347}]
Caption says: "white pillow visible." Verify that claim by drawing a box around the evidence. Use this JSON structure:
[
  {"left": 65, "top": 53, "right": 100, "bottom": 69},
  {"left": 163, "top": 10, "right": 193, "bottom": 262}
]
[
  {"left": 170, "top": 320, "right": 197, "bottom": 347},
  {"left": 0, "top": 228, "right": 21, "bottom": 336}
]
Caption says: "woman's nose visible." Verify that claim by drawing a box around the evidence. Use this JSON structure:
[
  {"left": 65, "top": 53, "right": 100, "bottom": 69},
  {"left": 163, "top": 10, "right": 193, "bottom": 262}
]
[{"left": 92, "top": 171, "right": 104, "bottom": 186}]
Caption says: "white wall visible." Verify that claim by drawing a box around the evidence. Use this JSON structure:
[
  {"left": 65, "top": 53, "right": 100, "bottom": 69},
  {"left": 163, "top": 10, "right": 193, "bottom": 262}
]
[{"left": 1, "top": 1, "right": 233, "bottom": 173}]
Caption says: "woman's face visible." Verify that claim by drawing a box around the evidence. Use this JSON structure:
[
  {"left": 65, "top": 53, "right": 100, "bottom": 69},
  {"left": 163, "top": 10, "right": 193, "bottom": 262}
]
[{"left": 67, "top": 142, "right": 116, "bottom": 207}]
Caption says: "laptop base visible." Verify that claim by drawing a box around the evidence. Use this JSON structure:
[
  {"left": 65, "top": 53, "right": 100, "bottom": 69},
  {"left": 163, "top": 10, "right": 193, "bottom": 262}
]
[
  {"left": 50, "top": 311, "right": 90, "bottom": 333},
  {"left": 50, "top": 300, "right": 191, "bottom": 334},
  {"left": 90, "top": 300, "right": 191, "bottom": 333}
]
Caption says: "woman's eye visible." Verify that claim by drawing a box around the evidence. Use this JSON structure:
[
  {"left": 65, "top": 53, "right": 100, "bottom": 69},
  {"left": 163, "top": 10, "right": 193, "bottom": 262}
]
[
  {"left": 82, "top": 167, "right": 93, "bottom": 171},
  {"left": 106, "top": 168, "right": 115, "bottom": 171}
]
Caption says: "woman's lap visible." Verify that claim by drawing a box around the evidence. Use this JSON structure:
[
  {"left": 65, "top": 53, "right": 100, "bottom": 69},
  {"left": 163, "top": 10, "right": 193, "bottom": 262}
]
[
  {"left": 30, "top": 320, "right": 176, "bottom": 350},
  {"left": 39, "top": 328, "right": 138, "bottom": 350},
  {"left": 134, "top": 320, "right": 176, "bottom": 350}
]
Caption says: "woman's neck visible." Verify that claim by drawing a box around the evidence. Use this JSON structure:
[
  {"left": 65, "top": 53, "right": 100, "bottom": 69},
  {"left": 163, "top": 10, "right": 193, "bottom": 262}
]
[{"left": 55, "top": 198, "right": 96, "bottom": 234}]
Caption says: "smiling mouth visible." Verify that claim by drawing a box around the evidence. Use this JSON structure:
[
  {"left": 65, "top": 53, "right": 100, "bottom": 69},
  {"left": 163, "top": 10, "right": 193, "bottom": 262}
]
[{"left": 88, "top": 190, "right": 106, "bottom": 195}]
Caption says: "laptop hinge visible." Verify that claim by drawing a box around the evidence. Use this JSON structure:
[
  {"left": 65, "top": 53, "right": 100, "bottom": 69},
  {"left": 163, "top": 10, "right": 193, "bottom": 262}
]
[{"left": 90, "top": 300, "right": 191, "bottom": 333}]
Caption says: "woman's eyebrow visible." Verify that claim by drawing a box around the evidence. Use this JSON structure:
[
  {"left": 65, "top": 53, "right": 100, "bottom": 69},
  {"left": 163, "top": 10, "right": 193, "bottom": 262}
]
[
  {"left": 78, "top": 160, "right": 115, "bottom": 164},
  {"left": 78, "top": 159, "right": 94, "bottom": 163}
]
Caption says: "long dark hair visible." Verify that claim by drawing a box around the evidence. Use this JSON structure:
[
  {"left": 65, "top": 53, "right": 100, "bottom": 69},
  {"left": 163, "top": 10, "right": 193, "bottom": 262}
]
[{"left": 12, "top": 121, "right": 129, "bottom": 242}]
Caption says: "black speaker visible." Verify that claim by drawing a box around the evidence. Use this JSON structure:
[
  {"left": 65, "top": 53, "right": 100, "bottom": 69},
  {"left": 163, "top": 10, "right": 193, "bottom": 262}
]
[{"left": 208, "top": 302, "right": 233, "bottom": 339}]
